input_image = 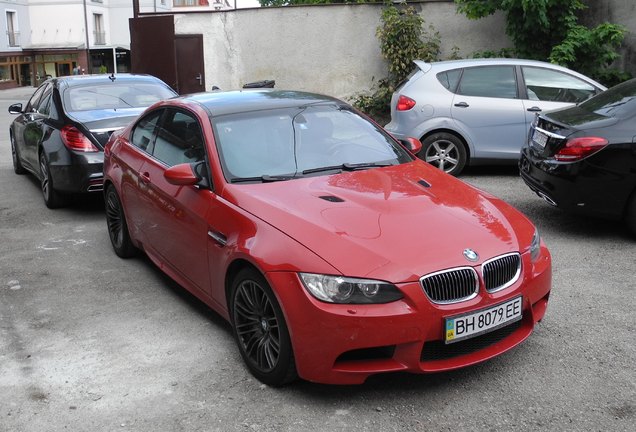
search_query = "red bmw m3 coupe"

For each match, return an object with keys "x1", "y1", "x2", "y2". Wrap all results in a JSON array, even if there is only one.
[{"x1": 103, "y1": 89, "x2": 551, "y2": 385}]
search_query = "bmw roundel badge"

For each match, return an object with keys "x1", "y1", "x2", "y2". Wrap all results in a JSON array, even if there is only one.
[{"x1": 463, "y1": 248, "x2": 479, "y2": 262}]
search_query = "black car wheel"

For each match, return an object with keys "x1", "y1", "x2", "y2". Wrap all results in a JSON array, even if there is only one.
[
  {"x1": 420, "y1": 132, "x2": 467, "y2": 176},
  {"x1": 230, "y1": 268, "x2": 296, "y2": 386},
  {"x1": 105, "y1": 186, "x2": 136, "y2": 258},
  {"x1": 39, "y1": 152, "x2": 66, "y2": 208},
  {"x1": 11, "y1": 133, "x2": 26, "y2": 175}
]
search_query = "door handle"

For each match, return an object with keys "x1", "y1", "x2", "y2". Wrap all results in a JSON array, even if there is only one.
[
  {"x1": 454, "y1": 102, "x2": 469, "y2": 108},
  {"x1": 195, "y1": 73, "x2": 202, "y2": 86},
  {"x1": 140, "y1": 172, "x2": 151, "y2": 184},
  {"x1": 527, "y1": 106, "x2": 542, "y2": 112}
]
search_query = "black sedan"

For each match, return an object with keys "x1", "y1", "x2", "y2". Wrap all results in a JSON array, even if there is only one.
[
  {"x1": 519, "y1": 78, "x2": 636, "y2": 234},
  {"x1": 9, "y1": 74, "x2": 177, "y2": 208}
]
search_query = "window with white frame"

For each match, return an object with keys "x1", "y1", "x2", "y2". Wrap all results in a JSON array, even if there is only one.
[
  {"x1": 93, "y1": 14, "x2": 105, "y2": 45},
  {"x1": 6, "y1": 11, "x2": 19, "y2": 47}
]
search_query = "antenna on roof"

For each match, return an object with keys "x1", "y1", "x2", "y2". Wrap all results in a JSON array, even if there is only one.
[{"x1": 109, "y1": 73, "x2": 116, "y2": 82}]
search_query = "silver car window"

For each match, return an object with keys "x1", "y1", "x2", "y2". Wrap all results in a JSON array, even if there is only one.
[
  {"x1": 521, "y1": 66, "x2": 596, "y2": 103},
  {"x1": 456, "y1": 66, "x2": 518, "y2": 99}
]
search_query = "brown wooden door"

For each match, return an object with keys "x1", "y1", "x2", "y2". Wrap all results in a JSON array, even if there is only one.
[{"x1": 175, "y1": 35, "x2": 205, "y2": 95}]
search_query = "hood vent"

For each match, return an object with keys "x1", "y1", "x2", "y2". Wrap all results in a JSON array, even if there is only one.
[
  {"x1": 318, "y1": 195, "x2": 344, "y2": 203},
  {"x1": 418, "y1": 179, "x2": 431, "y2": 188}
]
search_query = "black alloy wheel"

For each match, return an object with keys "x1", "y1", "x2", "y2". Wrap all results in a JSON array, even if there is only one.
[
  {"x1": 105, "y1": 186, "x2": 136, "y2": 258},
  {"x1": 231, "y1": 268, "x2": 296, "y2": 386},
  {"x1": 39, "y1": 152, "x2": 66, "y2": 208},
  {"x1": 11, "y1": 133, "x2": 26, "y2": 175},
  {"x1": 420, "y1": 132, "x2": 467, "y2": 176}
]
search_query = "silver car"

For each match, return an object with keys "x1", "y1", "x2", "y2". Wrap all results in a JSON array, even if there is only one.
[{"x1": 384, "y1": 58, "x2": 606, "y2": 175}]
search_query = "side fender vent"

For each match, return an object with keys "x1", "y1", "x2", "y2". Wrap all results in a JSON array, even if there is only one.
[{"x1": 318, "y1": 195, "x2": 344, "y2": 203}]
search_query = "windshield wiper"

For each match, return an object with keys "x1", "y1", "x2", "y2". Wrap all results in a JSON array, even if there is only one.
[
  {"x1": 302, "y1": 162, "x2": 393, "y2": 175},
  {"x1": 230, "y1": 174, "x2": 298, "y2": 184}
]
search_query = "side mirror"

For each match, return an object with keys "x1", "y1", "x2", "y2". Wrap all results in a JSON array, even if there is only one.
[
  {"x1": 401, "y1": 137, "x2": 423, "y2": 154},
  {"x1": 164, "y1": 163, "x2": 200, "y2": 186},
  {"x1": 8, "y1": 103, "x2": 23, "y2": 115}
]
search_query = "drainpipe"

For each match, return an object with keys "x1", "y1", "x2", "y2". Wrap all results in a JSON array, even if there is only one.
[{"x1": 83, "y1": 0, "x2": 91, "y2": 73}]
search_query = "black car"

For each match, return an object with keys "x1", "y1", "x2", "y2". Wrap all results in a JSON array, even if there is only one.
[
  {"x1": 519, "y1": 78, "x2": 636, "y2": 234},
  {"x1": 9, "y1": 74, "x2": 177, "y2": 208}
]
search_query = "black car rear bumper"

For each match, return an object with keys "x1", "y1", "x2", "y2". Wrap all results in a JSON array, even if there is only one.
[
  {"x1": 519, "y1": 148, "x2": 628, "y2": 220},
  {"x1": 49, "y1": 151, "x2": 104, "y2": 193}
]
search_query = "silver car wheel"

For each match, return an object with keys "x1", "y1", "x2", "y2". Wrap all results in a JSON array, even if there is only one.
[{"x1": 425, "y1": 139, "x2": 460, "y2": 172}]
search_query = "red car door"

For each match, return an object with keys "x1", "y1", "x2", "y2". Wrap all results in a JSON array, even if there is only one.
[{"x1": 138, "y1": 108, "x2": 212, "y2": 294}]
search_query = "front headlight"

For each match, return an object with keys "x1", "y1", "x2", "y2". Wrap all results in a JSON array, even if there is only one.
[
  {"x1": 530, "y1": 228, "x2": 541, "y2": 262},
  {"x1": 299, "y1": 273, "x2": 403, "y2": 304}
]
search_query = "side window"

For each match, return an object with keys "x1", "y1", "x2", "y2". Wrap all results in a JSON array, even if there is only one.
[
  {"x1": 457, "y1": 66, "x2": 518, "y2": 99},
  {"x1": 37, "y1": 86, "x2": 53, "y2": 116},
  {"x1": 24, "y1": 84, "x2": 47, "y2": 113},
  {"x1": 152, "y1": 109, "x2": 205, "y2": 167},
  {"x1": 437, "y1": 69, "x2": 462, "y2": 92},
  {"x1": 131, "y1": 110, "x2": 163, "y2": 153},
  {"x1": 522, "y1": 66, "x2": 597, "y2": 103}
]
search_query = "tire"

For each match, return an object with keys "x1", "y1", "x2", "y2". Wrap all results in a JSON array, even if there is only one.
[
  {"x1": 105, "y1": 185, "x2": 137, "y2": 258},
  {"x1": 230, "y1": 268, "x2": 297, "y2": 386},
  {"x1": 10, "y1": 133, "x2": 26, "y2": 175},
  {"x1": 39, "y1": 152, "x2": 66, "y2": 208},
  {"x1": 626, "y1": 190, "x2": 636, "y2": 236},
  {"x1": 419, "y1": 132, "x2": 467, "y2": 176}
]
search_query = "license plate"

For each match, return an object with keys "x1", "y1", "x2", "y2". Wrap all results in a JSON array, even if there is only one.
[
  {"x1": 532, "y1": 129, "x2": 548, "y2": 148},
  {"x1": 445, "y1": 296, "x2": 522, "y2": 344}
]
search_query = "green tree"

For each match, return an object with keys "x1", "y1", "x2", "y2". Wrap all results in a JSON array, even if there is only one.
[{"x1": 455, "y1": 0, "x2": 629, "y2": 85}]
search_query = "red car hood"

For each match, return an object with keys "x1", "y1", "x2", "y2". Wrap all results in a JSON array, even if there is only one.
[{"x1": 224, "y1": 162, "x2": 532, "y2": 283}]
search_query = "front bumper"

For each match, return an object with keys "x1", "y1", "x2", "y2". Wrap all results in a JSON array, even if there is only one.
[{"x1": 267, "y1": 246, "x2": 551, "y2": 384}]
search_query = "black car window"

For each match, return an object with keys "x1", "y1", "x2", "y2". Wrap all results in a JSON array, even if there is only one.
[
  {"x1": 131, "y1": 110, "x2": 163, "y2": 153},
  {"x1": 578, "y1": 78, "x2": 636, "y2": 119},
  {"x1": 64, "y1": 82, "x2": 175, "y2": 111},
  {"x1": 437, "y1": 69, "x2": 462, "y2": 92},
  {"x1": 521, "y1": 66, "x2": 597, "y2": 103},
  {"x1": 37, "y1": 86, "x2": 54, "y2": 116},
  {"x1": 152, "y1": 109, "x2": 205, "y2": 167},
  {"x1": 24, "y1": 83, "x2": 48, "y2": 113},
  {"x1": 457, "y1": 66, "x2": 517, "y2": 99}
]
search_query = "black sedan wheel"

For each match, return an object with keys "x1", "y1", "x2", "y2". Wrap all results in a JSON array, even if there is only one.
[
  {"x1": 11, "y1": 134, "x2": 26, "y2": 175},
  {"x1": 231, "y1": 268, "x2": 296, "y2": 386},
  {"x1": 420, "y1": 132, "x2": 467, "y2": 176},
  {"x1": 105, "y1": 186, "x2": 136, "y2": 258},
  {"x1": 39, "y1": 153, "x2": 66, "y2": 208}
]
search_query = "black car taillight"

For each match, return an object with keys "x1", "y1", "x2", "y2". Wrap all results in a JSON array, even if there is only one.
[
  {"x1": 554, "y1": 137, "x2": 608, "y2": 161},
  {"x1": 397, "y1": 95, "x2": 416, "y2": 111},
  {"x1": 61, "y1": 125, "x2": 99, "y2": 152}
]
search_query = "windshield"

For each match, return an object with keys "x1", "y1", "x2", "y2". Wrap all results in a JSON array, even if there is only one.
[
  {"x1": 578, "y1": 79, "x2": 636, "y2": 119},
  {"x1": 212, "y1": 104, "x2": 413, "y2": 182},
  {"x1": 64, "y1": 82, "x2": 176, "y2": 112}
]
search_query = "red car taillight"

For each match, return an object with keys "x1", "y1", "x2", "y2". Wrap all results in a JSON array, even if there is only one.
[
  {"x1": 61, "y1": 125, "x2": 99, "y2": 152},
  {"x1": 554, "y1": 137, "x2": 608, "y2": 161},
  {"x1": 397, "y1": 95, "x2": 416, "y2": 111}
]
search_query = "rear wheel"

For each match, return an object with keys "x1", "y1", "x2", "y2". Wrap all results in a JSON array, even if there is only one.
[
  {"x1": 419, "y1": 132, "x2": 467, "y2": 176},
  {"x1": 230, "y1": 268, "x2": 297, "y2": 386},
  {"x1": 39, "y1": 152, "x2": 66, "y2": 208},
  {"x1": 105, "y1": 185, "x2": 137, "y2": 258},
  {"x1": 11, "y1": 133, "x2": 26, "y2": 175}
]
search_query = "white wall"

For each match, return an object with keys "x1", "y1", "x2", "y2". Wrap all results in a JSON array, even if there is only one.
[{"x1": 173, "y1": 3, "x2": 510, "y2": 99}]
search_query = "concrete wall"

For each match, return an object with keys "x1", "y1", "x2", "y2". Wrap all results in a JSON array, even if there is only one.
[
  {"x1": 580, "y1": 0, "x2": 636, "y2": 77},
  {"x1": 173, "y1": 2, "x2": 510, "y2": 99}
]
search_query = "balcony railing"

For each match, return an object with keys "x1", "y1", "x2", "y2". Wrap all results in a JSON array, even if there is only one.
[
  {"x1": 94, "y1": 31, "x2": 106, "y2": 46},
  {"x1": 7, "y1": 31, "x2": 20, "y2": 47}
]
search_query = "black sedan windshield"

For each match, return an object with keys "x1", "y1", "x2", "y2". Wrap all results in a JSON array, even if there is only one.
[
  {"x1": 64, "y1": 83, "x2": 176, "y2": 112},
  {"x1": 212, "y1": 104, "x2": 412, "y2": 181},
  {"x1": 578, "y1": 78, "x2": 636, "y2": 119}
]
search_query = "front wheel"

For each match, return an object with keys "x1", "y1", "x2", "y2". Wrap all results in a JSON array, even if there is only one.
[
  {"x1": 230, "y1": 268, "x2": 297, "y2": 386},
  {"x1": 419, "y1": 132, "x2": 467, "y2": 176},
  {"x1": 105, "y1": 185, "x2": 137, "y2": 258}
]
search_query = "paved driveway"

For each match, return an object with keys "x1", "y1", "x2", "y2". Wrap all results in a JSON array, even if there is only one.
[{"x1": 0, "y1": 87, "x2": 634, "y2": 431}]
